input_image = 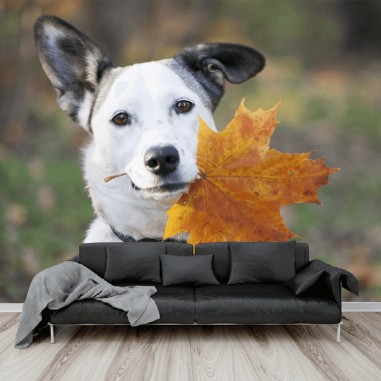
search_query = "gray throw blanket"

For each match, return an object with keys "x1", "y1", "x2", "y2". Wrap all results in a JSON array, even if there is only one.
[{"x1": 15, "y1": 261, "x2": 160, "y2": 349}]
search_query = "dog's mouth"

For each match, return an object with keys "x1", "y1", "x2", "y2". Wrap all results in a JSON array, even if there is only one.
[
  {"x1": 104, "y1": 172, "x2": 189, "y2": 199},
  {"x1": 131, "y1": 181, "x2": 188, "y2": 194}
]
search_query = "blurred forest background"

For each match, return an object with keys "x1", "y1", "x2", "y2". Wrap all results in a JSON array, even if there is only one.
[{"x1": 0, "y1": 0, "x2": 380, "y2": 302}]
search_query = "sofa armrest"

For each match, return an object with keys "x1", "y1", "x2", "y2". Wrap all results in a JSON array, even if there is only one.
[{"x1": 284, "y1": 259, "x2": 359, "y2": 306}]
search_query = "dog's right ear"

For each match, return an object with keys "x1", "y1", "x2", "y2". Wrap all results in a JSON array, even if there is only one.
[
  {"x1": 174, "y1": 43, "x2": 265, "y2": 110},
  {"x1": 34, "y1": 15, "x2": 113, "y2": 131}
]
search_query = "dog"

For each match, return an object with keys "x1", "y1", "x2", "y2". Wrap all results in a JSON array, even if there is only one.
[{"x1": 34, "y1": 15, "x2": 265, "y2": 243}]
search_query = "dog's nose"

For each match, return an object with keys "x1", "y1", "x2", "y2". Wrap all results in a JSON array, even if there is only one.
[{"x1": 144, "y1": 145, "x2": 180, "y2": 176}]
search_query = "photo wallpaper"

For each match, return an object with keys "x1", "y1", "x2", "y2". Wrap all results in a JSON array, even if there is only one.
[{"x1": 0, "y1": 0, "x2": 380, "y2": 302}]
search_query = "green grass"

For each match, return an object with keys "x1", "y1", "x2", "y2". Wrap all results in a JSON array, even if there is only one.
[{"x1": 0, "y1": 154, "x2": 92, "y2": 271}]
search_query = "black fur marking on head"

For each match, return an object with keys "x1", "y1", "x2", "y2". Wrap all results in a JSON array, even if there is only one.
[
  {"x1": 97, "y1": 60, "x2": 114, "y2": 83},
  {"x1": 86, "y1": 68, "x2": 123, "y2": 133},
  {"x1": 169, "y1": 57, "x2": 224, "y2": 111},
  {"x1": 173, "y1": 43, "x2": 265, "y2": 110}
]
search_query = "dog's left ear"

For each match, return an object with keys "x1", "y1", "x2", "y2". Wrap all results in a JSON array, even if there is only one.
[
  {"x1": 174, "y1": 43, "x2": 265, "y2": 109},
  {"x1": 34, "y1": 15, "x2": 113, "y2": 131}
]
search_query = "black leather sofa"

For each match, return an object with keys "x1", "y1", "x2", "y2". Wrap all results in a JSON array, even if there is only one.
[{"x1": 45, "y1": 241, "x2": 359, "y2": 342}]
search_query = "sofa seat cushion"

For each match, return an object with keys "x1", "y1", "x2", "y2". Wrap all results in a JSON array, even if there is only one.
[
  {"x1": 151, "y1": 285, "x2": 195, "y2": 323},
  {"x1": 47, "y1": 285, "x2": 195, "y2": 325},
  {"x1": 194, "y1": 284, "x2": 340, "y2": 324}
]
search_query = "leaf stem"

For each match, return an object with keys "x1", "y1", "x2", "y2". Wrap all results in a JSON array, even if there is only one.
[{"x1": 104, "y1": 173, "x2": 126, "y2": 183}]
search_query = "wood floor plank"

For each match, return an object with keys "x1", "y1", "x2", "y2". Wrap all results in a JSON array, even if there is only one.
[
  {"x1": 0, "y1": 313, "x2": 19, "y2": 335},
  {"x1": 189, "y1": 325, "x2": 254, "y2": 381},
  {"x1": 0, "y1": 313, "x2": 18, "y2": 326},
  {"x1": 341, "y1": 313, "x2": 381, "y2": 368},
  {"x1": 240, "y1": 325, "x2": 326, "y2": 381},
  {"x1": 0, "y1": 313, "x2": 380, "y2": 381},
  {"x1": 142, "y1": 326, "x2": 193, "y2": 381},
  {"x1": 102, "y1": 326, "x2": 164, "y2": 381},
  {"x1": 37, "y1": 325, "x2": 110, "y2": 381},
  {"x1": 0, "y1": 324, "x2": 78, "y2": 381},
  {"x1": 286, "y1": 321, "x2": 381, "y2": 381},
  {"x1": 102, "y1": 326, "x2": 142, "y2": 381},
  {"x1": 284, "y1": 325, "x2": 349, "y2": 381}
]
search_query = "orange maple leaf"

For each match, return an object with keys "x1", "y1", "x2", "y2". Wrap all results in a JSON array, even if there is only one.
[{"x1": 164, "y1": 100, "x2": 339, "y2": 245}]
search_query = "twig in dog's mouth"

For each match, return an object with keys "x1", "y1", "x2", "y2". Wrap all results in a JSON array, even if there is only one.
[{"x1": 104, "y1": 173, "x2": 126, "y2": 183}]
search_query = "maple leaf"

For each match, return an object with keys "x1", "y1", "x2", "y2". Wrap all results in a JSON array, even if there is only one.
[{"x1": 164, "y1": 100, "x2": 339, "y2": 245}]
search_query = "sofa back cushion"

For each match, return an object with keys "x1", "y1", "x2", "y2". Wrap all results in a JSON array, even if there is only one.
[
  {"x1": 160, "y1": 254, "x2": 220, "y2": 286},
  {"x1": 78, "y1": 241, "x2": 309, "y2": 285},
  {"x1": 295, "y1": 243, "x2": 309, "y2": 272},
  {"x1": 104, "y1": 242, "x2": 166, "y2": 283},
  {"x1": 165, "y1": 242, "x2": 193, "y2": 256},
  {"x1": 194, "y1": 241, "x2": 308, "y2": 284},
  {"x1": 79, "y1": 242, "x2": 193, "y2": 281},
  {"x1": 79, "y1": 242, "x2": 107, "y2": 277},
  {"x1": 228, "y1": 241, "x2": 296, "y2": 284},
  {"x1": 195, "y1": 242, "x2": 230, "y2": 283}
]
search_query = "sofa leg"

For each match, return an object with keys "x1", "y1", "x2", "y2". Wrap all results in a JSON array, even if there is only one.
[
  {"x1": 49, "y1": 323, "x2": 55, "y2": 344},
  {"x1": 336, "y1": 321, "x2": 342, "y2": 343}
]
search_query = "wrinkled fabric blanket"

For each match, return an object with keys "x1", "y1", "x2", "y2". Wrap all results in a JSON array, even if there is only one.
[{"x1": 15, "y1": 261, "x2": 160, "y2": 349}]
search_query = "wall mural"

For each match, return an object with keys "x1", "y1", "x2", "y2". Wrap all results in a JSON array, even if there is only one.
[{"x1": 0, "y1": 1, "x2": 380, "y2": 305}]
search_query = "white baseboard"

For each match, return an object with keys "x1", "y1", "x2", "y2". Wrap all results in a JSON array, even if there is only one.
[
  {"x1": 0, "y1": 302, "x2": 380, "y2": 313},
  {"x1": 0, "y1": 303, "x2": 23, "y2": 312},
  {"x1": 342, "y1": 302, "x2": 381, "y2": 312}
]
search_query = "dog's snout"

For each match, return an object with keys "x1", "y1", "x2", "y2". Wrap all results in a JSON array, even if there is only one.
[{"x1": 144, "y1": 145, "x2": 180, "y2": 176}]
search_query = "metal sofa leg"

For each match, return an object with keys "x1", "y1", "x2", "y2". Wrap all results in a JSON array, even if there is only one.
[
  {"x1": 336, "y1": 321, "x2": 343, "y2": 343},
  {"x1": 49, "y1": 323, "x2": 55, "y2": 344}
]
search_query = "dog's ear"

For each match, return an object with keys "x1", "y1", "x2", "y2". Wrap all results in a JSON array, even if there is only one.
[
  {"x1": 174, "y1": 43, "x2": 265, "y2": 109},
  {"x1": 34, "y1": 15, "x2": 113, "y2": 130}
]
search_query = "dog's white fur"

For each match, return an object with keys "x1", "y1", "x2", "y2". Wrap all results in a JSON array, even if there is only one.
[{"x1": 83, "y1": 62, "x2": 217, "y2": 242}]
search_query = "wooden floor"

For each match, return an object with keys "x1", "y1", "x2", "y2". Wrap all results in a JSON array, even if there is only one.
[{"x1": 0, "y1": 313, "x2": 380, "y2": 381}]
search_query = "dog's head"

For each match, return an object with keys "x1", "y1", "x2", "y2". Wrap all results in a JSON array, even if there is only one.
[{"x1": 34, "y1": 16, "x2": 264, "y2": 204}]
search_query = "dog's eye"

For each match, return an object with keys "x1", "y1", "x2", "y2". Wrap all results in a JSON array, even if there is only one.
[
  {"x1": 175, "y1": 100, "x2": 193, "y2": 114},
  {"x1": 111, "y1": 112, "x2": 129, "y2": 126}
]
